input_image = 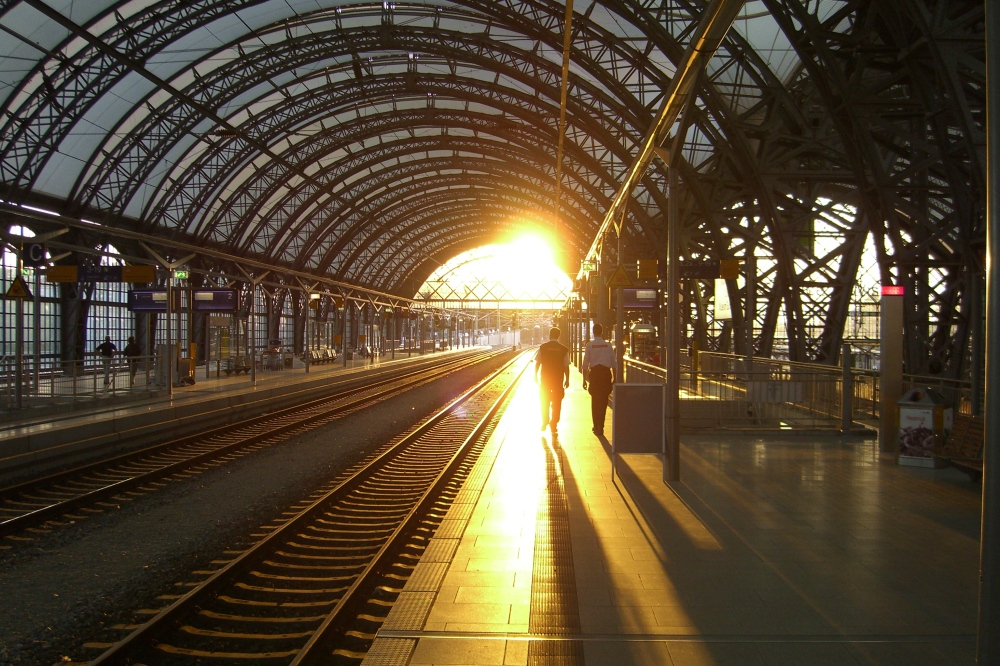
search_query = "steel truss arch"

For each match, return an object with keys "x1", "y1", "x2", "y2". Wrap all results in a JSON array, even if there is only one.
[{"x1": 0, "y1": 0, "x2": 985, "y2": 377}]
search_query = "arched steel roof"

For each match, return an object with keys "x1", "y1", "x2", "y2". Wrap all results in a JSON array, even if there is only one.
[{"x1": 0, "y1": 0, "x2": 986, "y2": 373}]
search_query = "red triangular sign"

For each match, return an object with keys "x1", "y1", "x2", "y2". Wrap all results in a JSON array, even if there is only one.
[{"x1": 4, "y1": 276, "x2": 32, "y2": 299}]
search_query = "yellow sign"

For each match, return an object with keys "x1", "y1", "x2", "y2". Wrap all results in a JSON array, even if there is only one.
[
  {"x1": 4, "y1": 276, "x2": 32, "y2": 299},
  {"x1": 45, "y1": 265, "x2": 78, "y2": 282},
  {"x1": 719, "y1": 259, "x2": 740, "y2": 280},
  {"x1": 123, "y1": 265, "x2": 156, "y2": 282},
  {"x1": 606, "y1": 265, "x2": 633, "y2": 288},
  {"x1": 637, "y1": 258, "x2": 658, "y2": 280}
]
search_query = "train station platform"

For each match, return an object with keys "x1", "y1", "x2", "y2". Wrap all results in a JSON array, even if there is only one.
[
  {"x1": 0, "y1": 347, "x2": 481, "y2": 483},
  {"x1": 368, "y1": 364, "x2": 982, "y2": 665}
]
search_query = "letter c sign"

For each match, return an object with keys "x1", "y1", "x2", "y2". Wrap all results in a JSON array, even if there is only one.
[{"x1": 22, "y1": 242, "x2": 47, "y2": 267}]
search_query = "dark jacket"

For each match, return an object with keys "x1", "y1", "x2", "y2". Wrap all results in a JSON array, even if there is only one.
[{"x1": 535, "y1": 340, "x2": 569, "y2": 388}]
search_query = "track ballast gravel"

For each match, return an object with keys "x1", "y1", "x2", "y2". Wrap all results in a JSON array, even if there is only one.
[{"x1": 0, "y1": 352, "x2": 513, "y2": 665}]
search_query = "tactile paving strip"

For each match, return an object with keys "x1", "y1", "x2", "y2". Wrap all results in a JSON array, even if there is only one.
[
  {"x1": 528, "y1": 437, "x2": 584, "y2": 664},
  {"x1": 420, "y1": 538, "x2": 460, "y2": 563},
  {"x1": 361, "y1": 637, "x2": 418, "y2": 665},
  {"x1": 432, "y1": 518, "x2": 467, "y2": 539},
  {"x1": 444, "y1": 501, "x2": 475, "y2": 521},
  {"x1": 381, "y1": 592, "x2": 436, "y2": 631},
  {"x1": 404, "y1": 562, "x2": 449, "y2": 592}
]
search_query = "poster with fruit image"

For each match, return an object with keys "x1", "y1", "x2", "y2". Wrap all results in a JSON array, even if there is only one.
[{"x1": 898, "y1": 408, "x2": 935, "y2": 457}]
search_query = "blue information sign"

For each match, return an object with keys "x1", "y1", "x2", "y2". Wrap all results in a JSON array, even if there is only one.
[
  {"x1": 192, "y1": 289, "x2": 237, "y2": 311},
  {"x1": 622, "y1": 288, "x2": 659, "y2": 309},
  {"x1": 678, "y1": 260, "x2": 720, "y2": 280},
  {"x1": 128, "y1": 289, "x2": 168, "y2": 311}
]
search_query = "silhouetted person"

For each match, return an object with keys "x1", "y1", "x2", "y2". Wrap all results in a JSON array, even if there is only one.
[
  {"x1": 96, "y1": 335, "x2": 117, "y2": 386},
  {"x1": 123, "y1": 336, "x2": 141, "y2": 387},
  {"x1": 534, "y1": 326, "x2": 569, "y2": 435},
  {"x1": 582, "y1": 323, "x2": 616, "y2": 434}
]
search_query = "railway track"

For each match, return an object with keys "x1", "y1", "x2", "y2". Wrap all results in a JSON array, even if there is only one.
[
  {"x1": 85, "y1": 353, "x2": 528, "y2": 665},
  {"x1": 0, "y1": 349, "x2": 505, "y2": 540}
]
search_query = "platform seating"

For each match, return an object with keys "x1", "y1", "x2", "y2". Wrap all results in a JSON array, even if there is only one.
[
  {"x1": 935, "y1": 413, "x2": 984, "y2": 481},
  {"x1": 223, "y1": 356, "x2": 251, "y2": 375},
  {"x1": 304, "y1": 348, "x2": 338, "y2": 365}
]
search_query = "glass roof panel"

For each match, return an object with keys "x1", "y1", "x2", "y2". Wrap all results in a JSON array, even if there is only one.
[
  {"x1": 729, "y1": 2, "x2": 802, "y2": 84},
  {"x1": 417, "y1": 238, "x2": 572, "y2": 309}
]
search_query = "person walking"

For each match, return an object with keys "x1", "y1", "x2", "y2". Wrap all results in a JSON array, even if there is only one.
[
  {"x1": 96, "y1": 335, "x2": 117, "y2": 386},
  {"x1": 582, "y1": 323, "x2": 617, "y2": 434},
  {"x1": 534, "y1": 326, "x2": 570, "y2": 435},
  {"x1": 123, "y1": 336, "x2": 141, "y2": 387}
]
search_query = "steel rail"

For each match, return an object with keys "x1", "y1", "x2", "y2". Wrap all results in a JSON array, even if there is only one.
[
  {"x1": 0, "y1": 349, "x2": 502, "y2": 537},
  {"x1": 292, "y1": 355, "x2": 526, "y2": 664},
  {"x1": 87, "y1": 353, "x2": 528, "y2": 665}
]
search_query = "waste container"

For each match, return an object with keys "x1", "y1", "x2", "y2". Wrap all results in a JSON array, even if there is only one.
[{"x1": 897, "y1": 388, "x2": 952, "y2": 467}]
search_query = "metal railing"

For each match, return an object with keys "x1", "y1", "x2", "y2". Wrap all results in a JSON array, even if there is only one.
[
  {"x1": 1, "y1": 354, "x2": 158, "y2": 412},
  {"x1": 622, "y1": 351, "x2": 975, "y2": 431}
]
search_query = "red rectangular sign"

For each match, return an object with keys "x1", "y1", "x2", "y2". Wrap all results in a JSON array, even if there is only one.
[{"x1": 881, "y1": 285, "x2": 905, "y2": 296}]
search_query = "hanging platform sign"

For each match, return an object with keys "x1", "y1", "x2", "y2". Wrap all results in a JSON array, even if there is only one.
[
  {"x1": 193, "y1": 289, "x2": 238, "y2": 311},
  {"x1": 128, "y1": 289, "x2": 170, "y2": 311},
  {"x1": 679, "y1": 260, "x2": 720, "y2": 279},
  {"x1": 623, "y1": 288, "x2": 658, "y2": 309},
  {"x1": 122, "y1": 265, "x2": 156, "y2": 282},
  {"x1": 45, "y1": 265, "x2": 78, "y2": 282},
  {"x1": 80, "y1": 265, "x2": 123, "y2": 282},
  {"x1": 606, "y1": 265, "x2": 634, "y2": 288},
  {"x1": 4, "y1": 275, "x2": 32, "y2": 299},
  {"x1": 21, "y1": 242, "x2": 47, "y2": 267}
]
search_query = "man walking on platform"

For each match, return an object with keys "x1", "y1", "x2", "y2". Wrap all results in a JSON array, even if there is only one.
[
  {"x1": 534, "y1": 326, "x2": 570, "y2": 435},
  {"x1": 582, "y1": 323, "x2": 617, "y2": 434},
  {"x1": 123, "y1": 336, "x2": 141, "y2": 387},
  {"x1": 96, "y1": 335, "x2": 117, "y2": 386}
]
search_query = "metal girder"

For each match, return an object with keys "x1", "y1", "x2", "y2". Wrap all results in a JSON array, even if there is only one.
[
  {"x1": 0, "y1": 0, "x2": 986, "y2": 376},
  {"x1": 760, "y1": 0, "x2": 984, "y2": 372}
]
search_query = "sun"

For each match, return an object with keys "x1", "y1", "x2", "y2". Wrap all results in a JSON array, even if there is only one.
[{"x1": 416, "y1": 234, "x2": 572, "y2": 308}]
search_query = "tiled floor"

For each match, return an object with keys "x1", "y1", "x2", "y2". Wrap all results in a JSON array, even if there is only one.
[{"x1": 367, "y1": 365, "x2": 982, "y2": 665}]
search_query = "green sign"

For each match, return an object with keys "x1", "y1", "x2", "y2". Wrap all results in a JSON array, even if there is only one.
[
  {"x1": 581, "y1": 261, "x2": 597, "y2": 272},
  {"x1": 173, "y1": 269, "x2": 189, "y2": 280}
]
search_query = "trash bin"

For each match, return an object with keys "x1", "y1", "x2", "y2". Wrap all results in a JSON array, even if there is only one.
[{"x1": 897, "y1": 388, "x2": 952, "y2": 467}]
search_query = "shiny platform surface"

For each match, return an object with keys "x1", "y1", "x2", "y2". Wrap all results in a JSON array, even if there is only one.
[{"x1": 367, "y1": 365, "x2": 981, "y2": 665}]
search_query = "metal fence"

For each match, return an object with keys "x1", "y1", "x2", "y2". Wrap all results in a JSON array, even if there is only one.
[
  {"x1": 621, "y1": 351, "x2": 974, "y2": 432},
  {"x1": 1, "y1": 353, "x2": 158, "y2": 411}
]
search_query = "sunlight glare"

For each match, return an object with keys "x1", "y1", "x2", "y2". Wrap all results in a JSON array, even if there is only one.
[{"x1": 416, "y1": 234, "x2": 571, "y2": 307}]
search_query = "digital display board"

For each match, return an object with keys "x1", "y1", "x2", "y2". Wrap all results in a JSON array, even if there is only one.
[
  {"x1": 192, "y1": 289, "x2": 238, "y2": 311},
  {"x1": 620, "y1": 288, "x2": 658, "y2": 309},
  {"x1": 128, "y1": 290, "x2": 168, "y2": 311}
]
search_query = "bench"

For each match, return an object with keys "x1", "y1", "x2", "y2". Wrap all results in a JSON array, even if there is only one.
[{"x1": 935, "y1": 413, "x2": 984, "y2": 481}]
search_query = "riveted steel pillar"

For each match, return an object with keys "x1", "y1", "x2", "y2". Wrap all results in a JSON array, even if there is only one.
[{"x1": 979, "y1": 1, "x2": 1000, "y2": 660}]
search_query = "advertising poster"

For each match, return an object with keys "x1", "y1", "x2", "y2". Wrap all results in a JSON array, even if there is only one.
[{"x1": 898, "y1": 407, "x2": 934, "y2": 457}]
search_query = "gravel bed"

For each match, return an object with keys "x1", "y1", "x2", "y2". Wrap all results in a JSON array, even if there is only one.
[{"x1": 0, "y1": 352, "x2": 514, "y2": 666}]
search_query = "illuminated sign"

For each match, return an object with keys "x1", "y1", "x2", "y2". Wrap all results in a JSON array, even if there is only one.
[
  {"x1": 619, "y1": 288, "x2": 658, "y2": 309},
  {"x1": 193, "y1": 289, "x2": 237, "y2": 311},
  {"x1": 881, "y1": 285, "x2": 905, "y2": 296},
  {"x1": 128, "y1": 290, "x2": 169, "y2": 311}
]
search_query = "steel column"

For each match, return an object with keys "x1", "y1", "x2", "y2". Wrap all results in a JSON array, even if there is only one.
[
  {"x1": 979, "y1": 1, "x2": 1000, "y2": 660},
  {"x1": 664, "y1": 166, "x2": 680, "y2": 482}
]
